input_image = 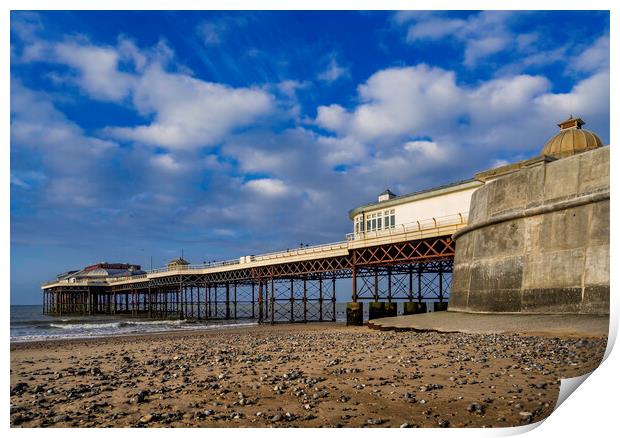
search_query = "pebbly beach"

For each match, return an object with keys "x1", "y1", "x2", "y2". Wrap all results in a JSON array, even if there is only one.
[{"x1": 10, "y1": 323, "x2": 606, "y2": 428}]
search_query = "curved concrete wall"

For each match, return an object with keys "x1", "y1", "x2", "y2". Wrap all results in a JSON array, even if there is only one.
[{"x1": 449, "y1": 146, "x2": 609, "y2": 315}]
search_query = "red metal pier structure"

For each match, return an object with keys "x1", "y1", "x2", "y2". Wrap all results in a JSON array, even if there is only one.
[
  {"x1": 41, "y1": 214, "x2": 463, "y2": 324},
  {"x1": 43, "y1": 177, "x2": 482, "y2": 324}
]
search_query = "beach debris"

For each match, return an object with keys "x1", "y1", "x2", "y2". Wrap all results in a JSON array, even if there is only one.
[
  {"x1": 467, "y1": 402, "x2": 486, "y2": 415},
  {"x1": 11, "y1": 382, "x2": 29, "y2": 396}
]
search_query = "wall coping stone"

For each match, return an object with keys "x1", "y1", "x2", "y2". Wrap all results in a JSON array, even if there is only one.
[{"x1": 453, "y1": 189, "x2": 610, "y2": 241}]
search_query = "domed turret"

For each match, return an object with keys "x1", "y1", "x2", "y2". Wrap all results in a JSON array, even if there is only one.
[{"x1": 541, "y1": 116, "x2": 603, "y2": 159}]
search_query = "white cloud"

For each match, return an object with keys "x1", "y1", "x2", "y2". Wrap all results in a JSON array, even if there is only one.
[
  {"x1": 406, "y1": 18, "x2": 466, "y2": 42},
  {"x1": 151, "y1": 154, "x2": 184, "y2": 172},
  {"x1": 10, "y1": 82, "x2": 124, "y2": 208},
  {"x1": 318, "y1": 57, "x2": 349, "y2": 83},
  {"x1": 244, "y1": 178, "x2": 290, "y2": 197},
  {"x1": 276, "y1": 79, "x2": 309, "y2": 98},
  {"x1": 17, "y1": 36, "x2": 275, "y2": 150},
  {"x1": 315, "y1": 62, "x2": 608, "y2": 173},
  {"x1": 317, "y1": 136, "x2": 365, "y2": 166},
  {"x1": 569, "y1": 34, "x2": 610, "y2": 74},
  {"x1": 11, "y1": 81, "x2": 118, "y2": 174},
  {"x1": 106, "y1": 65, "x2": 274, "y2": 149},
  {"x1": 315, "y1": 104, "x2": 350, "y2": 133},
  {"x1": 54, "y1": 42, "x2": 136, "y2": 101},
  {"x1": 403, "y1": 140, "x2": 446, "y2": 160},
  {"x1": 348, "y1": 65, "x2": 463, "y2": 141},
  {"x1": 400, "y1": 11, "x2": 520, "y2": 67},
  {"x1": 464, "y1": 36, "x2": 509, "y2": 67}
]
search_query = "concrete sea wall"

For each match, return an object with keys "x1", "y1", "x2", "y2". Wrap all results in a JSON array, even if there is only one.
[{"x1": 449, "y1": 147, "x2": 609, "y2": 315}]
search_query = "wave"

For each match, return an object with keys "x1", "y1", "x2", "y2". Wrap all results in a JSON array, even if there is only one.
[{"x1": 11, "y1": 319, "x2": 259, "y2": 343}]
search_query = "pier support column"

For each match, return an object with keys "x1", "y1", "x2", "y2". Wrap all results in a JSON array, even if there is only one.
[
  {"x1": 225, "y1": 282, "x2": 231, "y2": 320},
  {"x1": 303, "y1": 276, "x2": 307, "y2": 323},
  {"x1": 319, "y1": 277, "x2": 323, "y2": 322},
  {"x1": 404, "y1": 301, "x2": 427, "y2": 315},
  {"x1": 408, "y1": 266, "x2": 414, "y2": 302},
  {"x1": 214, "y1": 284, "x2": 218, "y2": 318},
  {"x1": 197, "y1": 285, "x2": 201, "y2": 320},
  {"x1": 438, "y1": 266, "x2": 444, "y2": 303},
  {"x1": 252, "y1": 283, "x2": 256, "y2": 320},
  {"x1": 148, "y1": 284, "x2": 152, "y2": 318},
  {"x1": 374, "y1": 267, "x2": 379, "y2": 302},
  {"x1": 178, "y1": 280, "x2": 184, "y2": 319},
  {"x1": 368, "y1": 301, "x2": 385, "y2": 320},
  {"x1": 233, "y1": 283, "x2": 237, "y2": 319},
  {"x1": 417, "y1": 266, "x2": 423, "y2": 303},
  {"x1": 258, "y1": 278, "x2": 263, "y2": 323},
  {"x1": 346, "y1": 302, "x2": 363, "y2": 326},
  {"x1": 270, "y1": 276, "x2": 275, "y2": 325},
  {"x1": 207, "y1": 284, "x2": 211, "y2": 318},
  {"x1": 332, "y1": 276, "x2": 336, "y2": 322},
  {"x1": 289, "y1": 279, "x2": 294, "y2": 323},
  {"x1": 387, "y1": 267, "x2": 392, "y2": 304},
  {"x1": 352, "y1": 266, "x2": 358, "y2": 302}
]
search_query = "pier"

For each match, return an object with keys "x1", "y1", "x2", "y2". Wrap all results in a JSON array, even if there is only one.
[{"x1": 42, "y1": 212, "x2": 466, "y2": 323}]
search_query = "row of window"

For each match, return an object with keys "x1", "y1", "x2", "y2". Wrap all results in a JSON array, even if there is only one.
[{"x1": 354, "y1": 209, "x2": 396, "y2": 233}]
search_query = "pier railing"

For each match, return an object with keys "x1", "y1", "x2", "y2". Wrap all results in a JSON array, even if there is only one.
[
  {"x1": 345, "y1": 212, "x2": 468, "y2": 241},
  {"x1": 48, "y1": 212, "x2": 467, "y2": 287}
]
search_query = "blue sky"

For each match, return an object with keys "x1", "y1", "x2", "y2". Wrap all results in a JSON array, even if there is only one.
[{"x1": 10, "y1": 10, "x2": 610, "y2": 304}]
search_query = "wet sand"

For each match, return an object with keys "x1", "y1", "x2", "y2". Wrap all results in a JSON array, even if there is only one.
[{"x1": 10, "y1": 323, "x2": 606, "y2": 428}]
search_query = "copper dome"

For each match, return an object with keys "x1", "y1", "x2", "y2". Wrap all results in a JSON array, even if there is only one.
[{"x1": 541, "y1": 116, "x2": 603, "y2": 159}]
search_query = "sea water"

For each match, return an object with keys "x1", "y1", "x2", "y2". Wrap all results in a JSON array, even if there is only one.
[{"x1": 10, "y1": 304, "x2": 349, "y2": 342}]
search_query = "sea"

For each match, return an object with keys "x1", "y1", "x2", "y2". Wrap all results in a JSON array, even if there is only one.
[{"x1": 10, "y1": 304, "x2": 350, "y2": 343}]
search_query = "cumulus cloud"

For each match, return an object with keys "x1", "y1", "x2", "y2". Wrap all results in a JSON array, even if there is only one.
[
  {"x1": 107, "y1": 65, "x2": 274, "y2": 149},
  {"x1": 316, "y1": 62, "x2": 609, "y2": 170},
  {"x1": 17, "y1": 35, "x2": 276, "y2": 150},
  {"x1": 315, "y1": 104, "x2": 350, "y2": 133},
  {"x1": 405, "y1": 17, "x2": 466, "y2": 42},
  {"x1": 244, "y1": 178, "x2": 290, "y2": 197},
  {"x1": 342, "y1": 65, "x2": 462, "y2": 142},
  {"x1": 403, "y1": 140, "x2": 447, "y2": 161},
  {"x1": 18, "y1": 38, "x2": 139, "y2": 101},
  {"x1": 151, "y1": 154, "x2": 184, "y2": 172},
  {"x1": 53, "y1": 42, "x2": 136, "y2": 101},
  {"x1": 11, "y1": 81, "x2": 118, "y2": 174},
  {"x1": 10, "y1": 81, "x2": 124, "y2": 208}
]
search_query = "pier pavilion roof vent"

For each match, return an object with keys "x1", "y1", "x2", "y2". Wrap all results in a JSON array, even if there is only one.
[
  {"x1": 167, "y1": 257, "x2": 190, "y2": 270},
  {"x1": 542, "y1": 116, "x2": 603, "y2": 159},
  {"x1": 378, "y1": 189, "x2": 397, "y2": 202}
]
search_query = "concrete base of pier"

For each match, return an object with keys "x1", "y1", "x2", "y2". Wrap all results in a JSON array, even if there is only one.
[
  {"x1": 403, "y1": 302, "x2": 426, "y2": 315},
  {"x1": 346, "y1": 302, "x2": 363, "y2": 326},
  {"x1": 367, "y1": 311, "x2": 609, "y2": 338}
]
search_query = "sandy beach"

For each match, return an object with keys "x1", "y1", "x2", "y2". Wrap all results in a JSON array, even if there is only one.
[{"x1": 10, "y1": 323, "x2": 606, "y2": 428}]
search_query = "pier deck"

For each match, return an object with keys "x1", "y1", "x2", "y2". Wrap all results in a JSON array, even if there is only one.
[{"x1": 42, "y1": 213, "x2": 467, "y2": 323}]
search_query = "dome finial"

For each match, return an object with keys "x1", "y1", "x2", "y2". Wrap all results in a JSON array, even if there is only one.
[{"x1": 558, "y1": 115, "x2": 585, "y2": 130}]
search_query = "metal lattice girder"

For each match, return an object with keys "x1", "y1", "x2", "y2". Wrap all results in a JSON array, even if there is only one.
[
  {"x1": 353, "y1": 236, "x2": 455, "y2": 267},
  {"x1": 265, "y1": 256, "x2": 351, "y2": 278}
]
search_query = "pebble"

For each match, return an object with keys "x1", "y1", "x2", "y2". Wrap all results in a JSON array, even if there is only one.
[
  {"x1": 139, "y1": 414, "x2": 153, "y2": 424},
  {"x1": 10, "y1": 327, "x2": 605, "y2": 428}
]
